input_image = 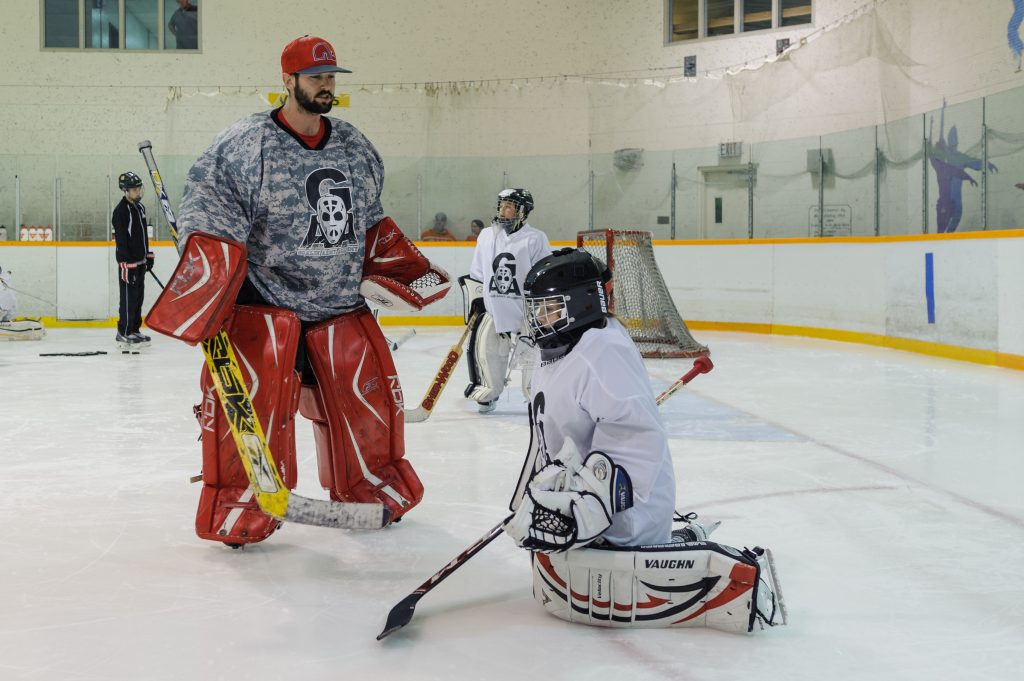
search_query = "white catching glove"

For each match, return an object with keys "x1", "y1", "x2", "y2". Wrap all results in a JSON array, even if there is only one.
[{"x1": 505, "y1": 443, "x2": 633, "y2": 553}]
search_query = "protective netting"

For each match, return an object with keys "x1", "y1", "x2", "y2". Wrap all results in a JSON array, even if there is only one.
[{"x1": 577, "y1": 229, "x2": 708, "y2": 359}]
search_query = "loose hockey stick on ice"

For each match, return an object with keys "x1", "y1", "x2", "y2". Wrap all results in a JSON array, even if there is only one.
[
  {"x1": 404, "y1": 312, "x2": 479, "y2": 423},
  {"x1": 378, "y1": 354, "x2": 714, "y2": 639},
  {"x1": 137, "y1": 140, "x2": 388, "y2": 531},
  {"x1": 655, "y1": 355, "x2": 713, "y2": 405}
]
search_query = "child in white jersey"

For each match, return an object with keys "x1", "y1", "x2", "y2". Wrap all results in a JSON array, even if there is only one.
[
  {"x1": 505, "y1": 251, "x2": 784, "y2": 633},
  {"x1": 507, "y1": 247, "x2": 720, "y2": 547},
  {"x1": 505, "y1": 247, "x2": 681, "y2": 547},
  {"x1": 461, "y1": 188, "x2": 550, "y2": 413}
]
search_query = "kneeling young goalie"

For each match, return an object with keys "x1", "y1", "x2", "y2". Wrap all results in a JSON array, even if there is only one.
[{"x1": 504, "y1": 248, "x2": 784, "y2": 633}]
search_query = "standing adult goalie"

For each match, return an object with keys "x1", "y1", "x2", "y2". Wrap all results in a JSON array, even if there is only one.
[{"x1": 146, "y1": 35, "x2": 450, "y2": 547}]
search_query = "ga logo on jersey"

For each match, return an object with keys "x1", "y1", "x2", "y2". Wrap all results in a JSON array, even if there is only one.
[
  {"x1": 489, "y1": 252, "x2": 521, "y2": 296},
  {"x1": 298, "y1": 168, "x2": 357, "y2": 256}
]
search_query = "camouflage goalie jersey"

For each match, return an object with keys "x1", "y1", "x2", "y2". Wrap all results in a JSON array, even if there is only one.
[{"x1": 178, "y1": 109, "x2": 384, "y2": 322}]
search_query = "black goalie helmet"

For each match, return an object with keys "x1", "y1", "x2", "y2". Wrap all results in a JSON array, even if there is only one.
[
  {"x1": 524, "y1": 247, "x2": 612, "y2": 353},
  {"x1": 118, "y1": 171, "x2": 143, "y2": 191},
  {"x1": 494, "y1": 188, "x2": 534, "y2": 234}
]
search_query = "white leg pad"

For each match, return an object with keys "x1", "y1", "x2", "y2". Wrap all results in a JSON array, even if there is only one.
[
  {"x1": 466, "y1": 313, "x2": 512, "y2": 403},
  {"x1": 531, "y1": 541, "x2": 783, "y2": 633},
  {"x1": 0, "y1": 320, "x2": 46, "y2": 341}
]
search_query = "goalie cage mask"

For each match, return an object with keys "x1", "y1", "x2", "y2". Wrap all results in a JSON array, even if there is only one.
[
  {"x1": 524, "y1": 248, "x2": 612, "y2": 357},
  {"x1": 494, "y1": 188, "x2": 534, "y2": 234}
]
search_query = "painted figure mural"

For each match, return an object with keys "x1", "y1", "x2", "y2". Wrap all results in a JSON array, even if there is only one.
[
  {"x1": 928, "y1": 102, "x2": 998, "y2": 233},
  {"x1": 1010, "y1": 0, "x2": 1024, "y2": 70}
]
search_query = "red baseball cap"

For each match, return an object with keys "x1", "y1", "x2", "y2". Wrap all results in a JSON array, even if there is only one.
[{"x1": 281, "y1": 35, "x2": 351, "y2": 75}]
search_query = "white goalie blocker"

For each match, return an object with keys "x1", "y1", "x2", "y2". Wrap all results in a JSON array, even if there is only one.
[
  {"x1": 0, "y1": 267, "x2": 45, "y2": 341},
  {"x1": 530, "y1": 540, "x2": 786, "y2": 633}
]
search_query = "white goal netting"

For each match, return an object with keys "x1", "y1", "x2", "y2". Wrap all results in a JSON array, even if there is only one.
[{"x1": 577, "y1": 229, "x2": 708, "y2": 359}]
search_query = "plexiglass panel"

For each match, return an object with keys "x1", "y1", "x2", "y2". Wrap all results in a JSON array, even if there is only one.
[
  {"x1": 822, "y1": 125, "x2": 877, "y2": 237},
  {"x1": 878, "y1": 115, "x2": 925, "y2": 236},
  {"x1": 592, "y1": 150, "x2": 674, "y2": 240},
  {"x1": 751, "y1": 135, "x2": 820, "y2": 238},
  {"x1": 984, "y1": 87, "x2": 1024, "y2": 231}
]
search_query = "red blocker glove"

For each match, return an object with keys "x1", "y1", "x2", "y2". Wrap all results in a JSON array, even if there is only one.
[{"x1": 146, "y1": 232, "x2": 248, "y2": 345}]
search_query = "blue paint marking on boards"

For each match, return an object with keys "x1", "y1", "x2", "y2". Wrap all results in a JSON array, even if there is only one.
[{"x1": 925, "y1": 252, "x2": 935, "y2": 324}]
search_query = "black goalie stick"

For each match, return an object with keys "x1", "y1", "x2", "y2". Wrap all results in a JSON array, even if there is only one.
[
  {"x1": 377, "y1": 354, "x2": 714, "y2": 639},
  {"x1": 377, "y1": 515, "x2": 511, "y2": 640}
]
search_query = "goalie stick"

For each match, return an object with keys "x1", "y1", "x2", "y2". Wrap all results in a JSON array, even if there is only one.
[
  {"x1": 376, "y1": 515, "x2": 510, "y2": 640},
  {"x1": 377, "y1": 354, "x2": 714, "y2": 639},
  {"x1": 655, "y1": 354, "x2": 713, "y2": 405},
  {"x1": 387, "y1": 328, "x2": 416, "y2": 352},
  {"x1": 369, "y1": 308, "x2": 416, "y2": 352},
  {"x1": 137, "y1": 140, "x2": 388, "y2": 531},
  {"x1": 404, "y1": 312, "x2": 479, "y2": 423}
]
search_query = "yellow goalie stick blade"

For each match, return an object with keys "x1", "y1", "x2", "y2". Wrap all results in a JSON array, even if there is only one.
[{"x1": 202, "y1": 332, "x2": 389, "y2": 529}]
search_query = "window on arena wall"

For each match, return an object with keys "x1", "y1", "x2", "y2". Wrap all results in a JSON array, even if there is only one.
[
  {"x1": 668, "y1": 0, "x2": 810, "y2": 43},
  {"x1": 41, "y1": 0, "x2": 200, "y2": 50}
]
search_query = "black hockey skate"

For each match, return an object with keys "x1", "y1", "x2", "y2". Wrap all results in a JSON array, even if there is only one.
[{"x1": 116, "y1": 332, "x2": 150, "y2": 355}]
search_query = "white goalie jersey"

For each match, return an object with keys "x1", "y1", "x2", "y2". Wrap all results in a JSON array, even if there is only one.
[
  {"x1": 469, "y1": 223, "x2": 550, "y2": 333},
  {"x1": 528, "y1": 318, "x2": 675, "y2": 546}
]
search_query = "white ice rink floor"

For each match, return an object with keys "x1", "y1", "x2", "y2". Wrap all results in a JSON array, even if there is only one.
[{"x1": 2, "y1": 327, "x2": 1023, "y2": 681}]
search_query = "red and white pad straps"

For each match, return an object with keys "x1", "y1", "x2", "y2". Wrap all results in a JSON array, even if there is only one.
[{"x1": 147, "y1": 232, "x2": 248, "y2": 345}]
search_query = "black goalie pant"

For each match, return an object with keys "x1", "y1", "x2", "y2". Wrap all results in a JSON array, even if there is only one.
[{"x1": 117, "y1": 266, "x2": 145, "y2": 336}]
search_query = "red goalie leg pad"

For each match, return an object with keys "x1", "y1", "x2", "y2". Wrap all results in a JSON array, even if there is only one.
[
  {"x1": 299, "y1": 307, "x2": 424, "y2": 522},
  {"x1": 194, "y1": 305, "x2": 302, "y2": 545}
]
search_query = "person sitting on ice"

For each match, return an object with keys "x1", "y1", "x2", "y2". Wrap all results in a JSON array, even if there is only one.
[{"x1": 504, "y1": 247, "x2": 784, "y2": 633}]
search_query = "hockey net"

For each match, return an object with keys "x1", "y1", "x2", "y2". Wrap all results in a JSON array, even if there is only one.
[{"x1": 577, "y1": 229, "x2": 708, "y2": 359}]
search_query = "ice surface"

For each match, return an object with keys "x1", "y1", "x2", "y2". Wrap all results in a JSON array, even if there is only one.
[{"x1": 2, "y1": 328, "x2": 1022, "y2": 681}]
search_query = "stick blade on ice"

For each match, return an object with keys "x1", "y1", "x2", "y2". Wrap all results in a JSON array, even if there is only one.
[{"x1": 377, "y1": 593, "x2": 422, "y2": 640}]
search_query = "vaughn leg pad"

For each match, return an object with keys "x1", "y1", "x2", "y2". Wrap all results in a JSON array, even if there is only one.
[
  {"x1": 194, "y1": 305, "x2": 302, "y2": 545},
  {"x1": 531, "y1": 541, "x2": 784, "y2": 632}
]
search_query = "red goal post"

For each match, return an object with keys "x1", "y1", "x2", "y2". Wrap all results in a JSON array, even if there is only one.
[{"x1": 577, "y1": 229, "x2": 708, "y2": 359}]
